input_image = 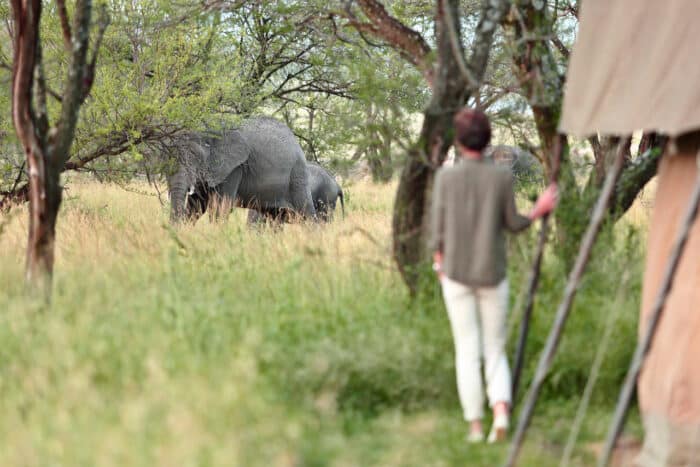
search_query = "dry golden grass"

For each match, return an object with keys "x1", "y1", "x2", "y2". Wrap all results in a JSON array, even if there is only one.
[{"x1": 1, "y1": 175, "x2": 398, "y2": 282}]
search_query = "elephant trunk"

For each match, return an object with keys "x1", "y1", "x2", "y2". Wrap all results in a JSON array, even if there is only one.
[{"x1": 168, "y1": 169, "x2": 189, "y2": 223}]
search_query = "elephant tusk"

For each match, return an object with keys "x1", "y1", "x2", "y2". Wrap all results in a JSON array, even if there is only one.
[{"x1": 184, "y1": 185, "x2": 195, "y2": 208}]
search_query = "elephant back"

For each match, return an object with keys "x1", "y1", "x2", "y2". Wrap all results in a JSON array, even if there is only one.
[{"x1": 238, "y1": 117, "x2": 306, "y2": 168}]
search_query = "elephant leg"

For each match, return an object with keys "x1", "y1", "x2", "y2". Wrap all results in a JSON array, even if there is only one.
[
  {"x1": 289, "y1": 161, "x2": 317, "y2": 220},
  {"x1": 209, "y1": 167, "x2": 242, "y2": 222}
]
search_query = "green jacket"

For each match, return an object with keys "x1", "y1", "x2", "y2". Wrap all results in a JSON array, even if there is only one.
[{"x1": 429, "y1": 158, "x2": 531, "y2": 287}]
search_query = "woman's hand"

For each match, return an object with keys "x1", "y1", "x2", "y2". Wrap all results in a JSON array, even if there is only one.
[
  {"x1": 529, "y1": 183, "x2": 559, "y2": 220},
  {"x1": 433, "y1": 251, "x2": 444, "y2": 280}
]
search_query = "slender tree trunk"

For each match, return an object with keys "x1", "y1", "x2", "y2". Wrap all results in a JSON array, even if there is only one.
[{"x1": 25, "y1": 145, "x2": 63, "y2": 287}]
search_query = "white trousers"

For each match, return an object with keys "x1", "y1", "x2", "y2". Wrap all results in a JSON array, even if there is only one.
[{"x1": 440, "y1": 276, "x2": 512, "y2": 421}]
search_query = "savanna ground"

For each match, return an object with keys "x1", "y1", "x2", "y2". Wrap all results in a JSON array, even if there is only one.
[{"x1": 0, "y1": 176, "x2": 651, "y2": 466}]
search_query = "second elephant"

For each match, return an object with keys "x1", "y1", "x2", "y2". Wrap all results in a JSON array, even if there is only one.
[
  {"x1": 248, "y1": 162, "x2": 344, "y2": 224},
  {"x1": 307, "y1": 163, "x2": 344, "y2": 222}
]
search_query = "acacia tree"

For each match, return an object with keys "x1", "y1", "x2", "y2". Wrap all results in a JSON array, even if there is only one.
[{"x1": 10, "y1": 0, "x2": 108, "y2": 290}]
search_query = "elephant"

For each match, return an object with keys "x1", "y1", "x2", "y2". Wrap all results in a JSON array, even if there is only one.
[
  {"x1": 307, "y1": 163, "x2": 344, "y2": 222},
  {"x1": 247, "y1": 162, "x2": 344, "y2": 224},
  {"x1": 483, "y1": 145, "x2": 544, "y2": 184},
  {"x1": 167, "y1": 117, "x2": 317, "y2": 223}
]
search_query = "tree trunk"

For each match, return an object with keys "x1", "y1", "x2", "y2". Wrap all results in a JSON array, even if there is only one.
[
  {"x1": 10, "y1": 0, "x2": 50, "y2": 288},
  {"x1": 367, "y1": 152, "x2": 393, "y2": 183},
  {"x1": 392, "y1": 0, "x2": 465, "y2": 292},
  {"x1": 25, "y1": 154, "x2": 62, "y2": 288},
  {"x1": 393, "y1": 124, "x2": 449, "y2": 290},
  {"x1": 507, "y1": 0, "x2": 568, "y2": 177}
]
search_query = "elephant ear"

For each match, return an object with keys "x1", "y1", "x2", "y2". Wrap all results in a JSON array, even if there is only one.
[{"x1": 202, "y1": 129, "x2": 251, "y2": 188}]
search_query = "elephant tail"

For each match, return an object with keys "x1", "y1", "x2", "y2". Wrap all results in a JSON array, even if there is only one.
[{"x1": 338, "y1": 189, "x2": 345, "y2": 219}]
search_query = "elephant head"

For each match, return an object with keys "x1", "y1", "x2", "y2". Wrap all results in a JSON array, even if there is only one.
[{"x1": 168, "y1": 129, "x2": 251, "y2": 222}]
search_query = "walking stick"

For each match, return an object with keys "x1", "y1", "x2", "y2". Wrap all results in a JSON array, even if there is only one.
[
  {"x1": 598, "y1": 157, "x2": 700, "y2": 467},
  {"x1": 511, "y1": 136, "x2": 564, "y2": 406},
  {"x1": 504, "y1": 141, "x2": 628, "y2": 467}
]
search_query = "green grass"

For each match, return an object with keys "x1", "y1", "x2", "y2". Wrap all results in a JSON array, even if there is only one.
[{"x1": 0, "y1": 178, "x2": 648, "y2": 466}]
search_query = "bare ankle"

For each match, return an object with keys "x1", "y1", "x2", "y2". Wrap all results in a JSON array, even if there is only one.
[
  {"x1": 493, "y1": 402, "x2": 509, "y2": 418},
  {"x1": 470, "y1": 419, "x2": 483, "y2": 433}
]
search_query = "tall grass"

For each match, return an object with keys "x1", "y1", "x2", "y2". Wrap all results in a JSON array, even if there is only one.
[{"x1": 0, "y1": 177, "x2": 649, "y2": 466}]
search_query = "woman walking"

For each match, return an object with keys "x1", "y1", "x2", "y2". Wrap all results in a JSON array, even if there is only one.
[{"x1": 430, "y1": 109, "x2": 557, "y2": 443}]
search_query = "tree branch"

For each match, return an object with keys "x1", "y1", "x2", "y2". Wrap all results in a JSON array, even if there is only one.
[
  {"x1": 0, "y1": 161, "x2": 26, "y2": 212},
  {"x1": 0, "y1": 183, "x2": 29, "y2": 211},
  {"x1": 81, "y1": 4, "x2": 110, "y2": 101},
  {"x1": 551, "y1": 35, "x2": 570, "y2": 59},
  {"x1": 56, "y1": 0, "x2": 73, "y2": 51},
  {"x1": 63, "y1": 126, "x2": 163, "y2": 171},
  {"x1": 610, "y1": 136, "x2": 667, "y2": 221},
  {"x1": 441, "y1": 0, "x2": 479, "y2": 90},
  {"x1": 50, "y1": 0, "x2": 95, "y2": 171},
  {"x1": 345, "y1": 0, "x2": 434, "y2": 84},
  {"x1": 467, "y1": 0, "x2": 511, "y2": 94},
  {"x1": 11, "y1": 0, "x2": 41, "y2": 159}
]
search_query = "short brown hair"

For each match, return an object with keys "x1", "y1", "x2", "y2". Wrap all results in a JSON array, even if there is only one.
[{"x1": 454, "y1": 108, "x2": 491, "y2": 151}]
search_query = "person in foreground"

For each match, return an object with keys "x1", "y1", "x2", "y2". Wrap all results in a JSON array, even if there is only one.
[{"x1": 429, "y1": 108, "x2": 558, "y2": 443}]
